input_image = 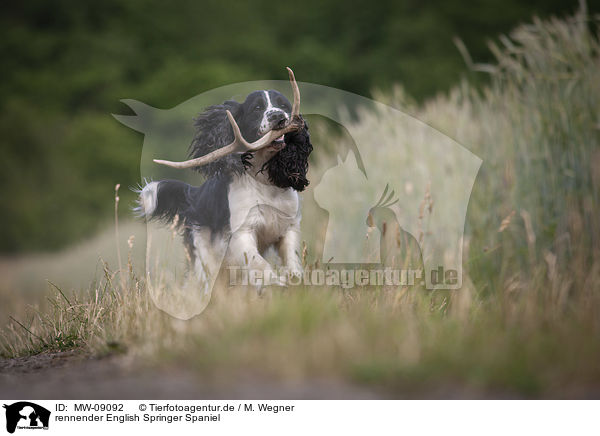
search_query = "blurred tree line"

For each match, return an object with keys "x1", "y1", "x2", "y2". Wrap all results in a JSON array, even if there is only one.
[{"x1": 0, "y1": 0, "x2": 593, "y2": 252}]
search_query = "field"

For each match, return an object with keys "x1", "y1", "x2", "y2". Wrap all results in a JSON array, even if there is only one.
[{"x1": 1, "y1": 8, "x2": 599, "y2": 398}]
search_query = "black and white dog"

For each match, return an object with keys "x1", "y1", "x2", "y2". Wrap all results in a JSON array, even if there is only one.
[{"x1": 138, "y1": 89, "x2": 312, "y2": 288}]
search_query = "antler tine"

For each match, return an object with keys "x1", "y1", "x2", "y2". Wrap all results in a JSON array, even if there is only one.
[
  {"x1": 225, "y1": 110, "x2": 250, "y2": 150},
  {"x1": 154, "y1": 67, "x2": 303, "y2": 169},
  {"x1": 152, "y1": 110, "x2": 249, "y2": 169},
  {"x1": 287, "y1": 67, "x2": 300, "y2": 118}
]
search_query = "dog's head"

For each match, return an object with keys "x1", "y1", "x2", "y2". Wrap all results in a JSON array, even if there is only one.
[{"x1": 190, "y1": 90, "x2": 312, "y2": 191}]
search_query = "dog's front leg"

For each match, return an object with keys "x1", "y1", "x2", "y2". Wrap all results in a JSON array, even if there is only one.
[
  {"x1": 228, "y1": 230, "x2": 285, "y2": 288},
  {"x1": 279, "y1": 225, "x2": 304, "y2": 283}
]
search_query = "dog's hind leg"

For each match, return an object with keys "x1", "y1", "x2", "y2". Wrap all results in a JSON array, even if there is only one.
[{"x1": 189, "y1": 228, "x2": 228, "y2": 295}]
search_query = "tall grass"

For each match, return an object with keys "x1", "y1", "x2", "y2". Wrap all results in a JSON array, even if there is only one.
[{"x1": 1, "y1": 7, "x2": 600, "y2": 396}]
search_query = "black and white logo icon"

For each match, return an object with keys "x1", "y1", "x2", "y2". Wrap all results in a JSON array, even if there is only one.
[{"x1": 3, "y1": 402, "x2": 50, "y2": 433}]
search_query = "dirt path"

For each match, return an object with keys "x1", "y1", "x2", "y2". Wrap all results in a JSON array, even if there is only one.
[
  {"x1": 0, "y1": 352, "x2": 386, "y2": 399},
  {"x1": 5, "y1": 352, "x2": 595, "y2": 399}
]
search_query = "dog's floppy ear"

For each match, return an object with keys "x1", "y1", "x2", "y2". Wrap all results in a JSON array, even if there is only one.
[
  {"x1": 189, "y1": 99, "x2": 245, "y2": 178},
  {"x1": 222, "y1": 100, "x2": 243, "y2": 119}
]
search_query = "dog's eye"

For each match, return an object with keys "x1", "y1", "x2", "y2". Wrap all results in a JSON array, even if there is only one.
[
  {"x1": 254, "y1": 105, "x2": 263, "y2": 112},
  {"x1": 275, "y1": 97, "x2": 289, "y2": 109}
]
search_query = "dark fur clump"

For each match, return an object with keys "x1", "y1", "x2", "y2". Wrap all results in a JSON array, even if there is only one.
[
  {"x1": 188, "y1": 100, "x2": 247, "y2": 178},
  {"x1": 260, "y1": 118, "x2": 312, "y2": 191}
]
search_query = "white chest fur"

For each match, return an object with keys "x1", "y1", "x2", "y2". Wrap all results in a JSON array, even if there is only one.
[{"x1": 227, "y1": 173, "x2": 300, "y2": 247}]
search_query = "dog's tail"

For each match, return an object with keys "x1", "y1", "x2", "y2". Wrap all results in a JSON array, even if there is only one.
[
  {"x1": 134, "y1": 176, "x2": 230, "y2": 238},
  {"x1": 134, "y1": 180, "x2": 191, "y2": 224}
]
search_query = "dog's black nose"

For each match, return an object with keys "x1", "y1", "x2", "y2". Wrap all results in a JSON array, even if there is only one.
[{"x1": 267, "y1": 111, "x2": 287, "y2": 128}]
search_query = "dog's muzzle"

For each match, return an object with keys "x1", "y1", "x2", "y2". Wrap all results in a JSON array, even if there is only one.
[{"x1": 270, "y1": 135, "x2": 286, "y2": 151}]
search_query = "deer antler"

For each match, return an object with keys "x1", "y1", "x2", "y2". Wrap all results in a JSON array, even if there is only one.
[{"x1": 153, "y1": 67, "x2": 302, "y2": 170}]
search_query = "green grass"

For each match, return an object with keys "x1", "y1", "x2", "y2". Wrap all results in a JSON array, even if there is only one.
[{"x1": 1, "y1": 7, "x2": 600, "y2": 397}]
